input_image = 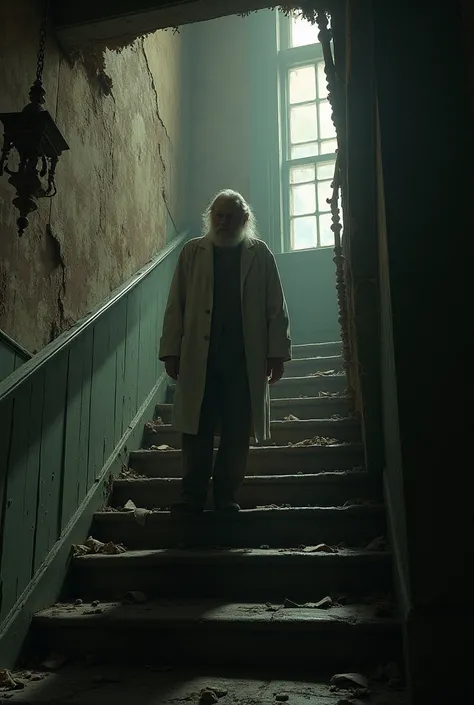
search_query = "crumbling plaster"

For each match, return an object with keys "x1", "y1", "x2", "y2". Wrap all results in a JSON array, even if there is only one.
[{"x1": 0, "y1": 0, "x2": 186, "y2": 352}]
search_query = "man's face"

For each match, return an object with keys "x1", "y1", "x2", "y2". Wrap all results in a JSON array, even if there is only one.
[{"x1": 211, "y1": 197, "x2": 248, "y2": 238}]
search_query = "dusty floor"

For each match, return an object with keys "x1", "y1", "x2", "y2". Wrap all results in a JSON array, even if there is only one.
[{"x1": 0, "y1": 667, "x2": 407, "y2": 705}]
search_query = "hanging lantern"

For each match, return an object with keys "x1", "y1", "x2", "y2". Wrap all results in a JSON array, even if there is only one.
[{"x1": 0, "y1": 0, "x2": 69, "y2": 236}]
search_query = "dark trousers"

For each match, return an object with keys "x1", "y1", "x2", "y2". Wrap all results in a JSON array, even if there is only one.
[{"x1": 180, "y1": 352, "x2": 252, "y2": 508}]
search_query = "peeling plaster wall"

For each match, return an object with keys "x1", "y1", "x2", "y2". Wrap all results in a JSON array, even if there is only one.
[{"x1": 0, "y1": 1, "x2": 189, "y2": 352}]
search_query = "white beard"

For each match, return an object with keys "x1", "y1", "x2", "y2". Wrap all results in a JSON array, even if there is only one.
[{"x1": 206, "y1": 226, "x2": 247, "y2": 248}]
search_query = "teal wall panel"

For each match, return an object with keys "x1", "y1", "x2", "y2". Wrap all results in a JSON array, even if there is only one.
[{"x1": 0, "y1": 234, "x2": 186, "y2": 634}]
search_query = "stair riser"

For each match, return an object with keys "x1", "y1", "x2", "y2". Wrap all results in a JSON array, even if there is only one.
[
  {"x1": 70, "y1": 554, "x2": 393, "y2": 602},
  {"x1": 129, "y1": 446, "x2": 364, "y2": 477},
  {"x1": 112, "y1": 476, "x2": 377, "y2": 510},
  {"x1": 286, "y1": 356, "x2": 343, "y2": 376},
  {"x1": 155, "y1": 397, "x2": 352, "y2": 423},
  {"x1": 144, "y1": 421, "x2": 361, "y2": 450},
  {"x1": 165, "y1": 375, "x2": 347, "y2": 404},
  {"x1": 293, "y1": 342, "x2": 342, "y2": 359},
  {"x1": 92, "y1": 510, "x2": 386, "y2": 549},
  {"x1": 32, "y1": 622, "x2": 401, "y2": 672}
]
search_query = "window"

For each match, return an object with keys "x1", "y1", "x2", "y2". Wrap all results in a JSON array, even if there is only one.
[{"x1": 278, "y1": 11, "x2": 339, "y2": 251}]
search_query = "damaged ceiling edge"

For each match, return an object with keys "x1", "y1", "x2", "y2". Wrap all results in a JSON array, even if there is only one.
[{"x1": 53, "y1": 0, "x2": 334, "y2": 53}]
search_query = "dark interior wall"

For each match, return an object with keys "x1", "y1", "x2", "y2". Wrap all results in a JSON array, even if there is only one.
[
  {"x1": 373, "y1": 0, "x2": 472, "y2": 698},
  {"x1": 187, "y1": 11, "x2": 339, "y2": 345}
]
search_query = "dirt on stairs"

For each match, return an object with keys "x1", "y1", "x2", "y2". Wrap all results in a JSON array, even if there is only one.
[{"x1": 4, "y1": 342, "x2": 406, "y2": 704}]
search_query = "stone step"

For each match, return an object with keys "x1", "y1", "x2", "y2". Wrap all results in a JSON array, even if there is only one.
[
  {"x1": 285, "y1": 355, "x2": 343, "y2": 376},
  {"x1": 92, "y1": 505, "x2": 385, "y2": 549},
  {"x1": 155, "y1": 395, "x2": 352, "y2": 424},
  {"x1": 33, "y1": 600, "x2": 401, "y2": 671},
  {"x1": 144, "y1": 418, "x2": 361, "y2": 449},
  {"x1": 70, "y1": 548, "x2": 393, "y2": 603},
  {"x1": 0, "y1": 668, "x2": 406, "y2": 705},
  {"x1": 129, "y1": 442, "x2": 364, "y2": 477},
  {"x1": 165, "y1": 374, "x2": 347, "y2": 404},
  {"x1": 292, "y1": 341, "x2": 342, "y2": 359},
  {"x1": 112, "y1": 470, "x2": 377, "y2": 510}
]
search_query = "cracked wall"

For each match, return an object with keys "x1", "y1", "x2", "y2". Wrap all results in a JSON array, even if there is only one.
[{"x1": 0, "y1": 0, "x2": 188, "y2": 353}]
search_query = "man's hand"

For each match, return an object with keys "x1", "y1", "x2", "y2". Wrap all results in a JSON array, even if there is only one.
[
  {"x1": 163, "y1": 356, "x2": 180, "y2": 380},
  {"x1": 267, "y1": 358, "x2": 285, "y2": 384}
]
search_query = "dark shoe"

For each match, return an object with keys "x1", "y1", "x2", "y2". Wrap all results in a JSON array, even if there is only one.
[
  {"x1": 215, "y1": 501, "x2": 241, "y2": 512},
  {"x1": 170, "y1": 500, "x2": 203, "y2": 514}
]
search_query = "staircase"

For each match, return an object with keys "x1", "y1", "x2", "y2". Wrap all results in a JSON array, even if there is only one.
[{"x1": 20, "y1": 342, "x2": 404, "y2": 701}]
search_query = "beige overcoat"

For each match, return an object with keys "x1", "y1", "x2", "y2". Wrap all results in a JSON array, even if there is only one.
[{"x1": 159, "y1": 235, "x2": 291, "y2": 443}]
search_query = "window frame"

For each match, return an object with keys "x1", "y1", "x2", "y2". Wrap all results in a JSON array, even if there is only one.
[{"x1": 277, "y1": 12, "x2": 338, "y2": 252}]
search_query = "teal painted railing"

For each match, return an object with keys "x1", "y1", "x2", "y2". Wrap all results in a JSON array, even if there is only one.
[
  {"x1": 0, "y1": 232, "x2": 187, "y2": 647},
  {"x1": 0, "y1": 331, "x2": 32, "y2": 384}
]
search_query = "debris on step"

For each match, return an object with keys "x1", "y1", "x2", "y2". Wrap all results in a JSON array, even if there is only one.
[
  {"x1": 284, "y1": 596, "x2": 333, "y2": 609},
  {"x1": 72, "y1": 536, "x2": 126, "y2": 557},
  {"x1": 122, "y1": 499, "x2": 152, "y2": 526},
  {"x1": 283, "y1": 414, "x2": 299, "y2": 421},
  {"x1": 149, "y1": 444, "x2": 174, "y2": 451},
  {"x1": 74, "y1": 598, "x2": 83, "y2": 606},
  {"x1": 260, "y1": 544, "x2": 270, "y2": 550},
  {"x1": 288, "y1": 436, "x2": 340, "y2": 446},
  {"x1": 0, "y1": 669, "x2": 24, "y2": 691},
  {"x1": 200, "y1": 686, "x2": 228, "y2": 703},
  {"x1": 330, "y1": 673, "x2": 369, "y2": 689},
  {"x1": 121, "y1": 590, "x2": 148, "y2": 605},
  {"x1": 309, "y1": 370, "x2": 336, "y2": 376},
  {"x1": 275, "y1": 694, "x2": 289, "y2": 702},
  {"x1": 100, "y1": 505, "x2": 119, "y2": 512},
  {"x1": 120, "y1": 468, "x2": 146, "y2": 479},
  {"x1": 145, "y1": 418, "x2": 164, "y2": 430},
  {"x1": 302, "y1": 543, "x2": 338, "y2": 553},
  {"x1": 41, "y1": 653, "x2": 68, "y2": 671},
  {"x1": 365, "y1": 536, "x2": 387, "y2": 551}
]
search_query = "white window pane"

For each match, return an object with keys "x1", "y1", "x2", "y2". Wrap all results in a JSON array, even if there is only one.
[
  {"x1": 320, "y1": 139, "x2": 338, "y2": 154},
  {"x1": 319, "y1": 100, "x2": 337, "y2": 139},
  {"x1": 290, "y1": 104, "x2": 318, "y2": 144},
  {"x1": 289, "y1": 65, "x2": 316, "y2": 104},
  {"x1": 290, "y1": 13, "x2": 320, "y2": 48},
  {"x1": 317, "y1": 180, "x2": 333, "y2": 212},
  {"x1": 291, "y1": 216, "x2": 317, "y2": 250},
  {"x1": 317, "y1": 162, "x2": 335, "y2": 180},
  {"x1": 291, "y1": 183, "x2": 316, "y2": 216},
  {"x1": 317, "y1": 62, "x2": 328, "y2": 99},
  {"x1": 290, "y1": 165, "x2": 315, "y2": 184},
  {"x1": 291, "y1": 143, "x2": 319, "y2": 159},
  {"x1": 319, "y1": 213, "x2": 334, "y2": 247}
]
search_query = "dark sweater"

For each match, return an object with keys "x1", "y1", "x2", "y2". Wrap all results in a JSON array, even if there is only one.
[{"x1": 209, "y1": 243, "x2": 245, "y2": 362}]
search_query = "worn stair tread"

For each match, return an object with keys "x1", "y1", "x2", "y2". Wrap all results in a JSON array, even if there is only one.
[
  {"x1": 131, "y1": 441, "x2": 362, "y2": 458},
  {"x1": 144, "y1": 418, "x2": 361, "y2": 448},
  {"x1": 95, "y1": 504, "x2": 384, "y2": 520},
  {"x1": 115, "y1": 469, "x2": 371, "y2": 486},
  {"x1": 146, "y1": 417, "x2": 359, "y2": 436},
  {"x1": 36, "y1": 599, "x2": 397, "y2": 628},
  {"x1": 74, "y1": 546, "x2": 388, "y2": 566},
  {"x1": 0, "y1": 668, "x2": 407, "y2": 705}
]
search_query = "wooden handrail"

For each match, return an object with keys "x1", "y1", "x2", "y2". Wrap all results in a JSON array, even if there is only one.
[
  {"x1": 0, "y1": 231, "x2": 189, "y2": 404},
  {"x1": 0, "y1": 329, "x2": 32, "y2": 361}
]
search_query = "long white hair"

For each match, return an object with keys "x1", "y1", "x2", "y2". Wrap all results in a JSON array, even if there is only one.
[{"x1": 202, "y1": 189, "x2": 259, "y2": 243}]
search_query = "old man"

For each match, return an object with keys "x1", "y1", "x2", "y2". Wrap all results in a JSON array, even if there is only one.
[{"x1": 159, "y1": 189, "x2": 291, "y2": 513}]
